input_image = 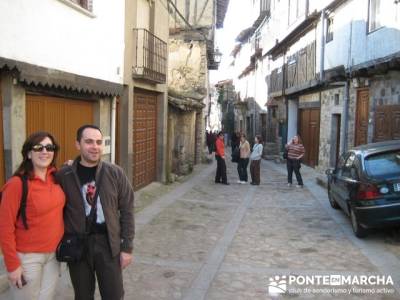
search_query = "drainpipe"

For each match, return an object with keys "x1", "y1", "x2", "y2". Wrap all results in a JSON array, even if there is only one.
[
  {"x1": 341, "y1": 19, "x2": 353, "y2": 154},
  {"x1": 282, "y1": 51, "x2": 288, "y2": 150},
  {"x1": 253, "y1": 62, "x2": 257, "y2": 139},
  {"x1": 111, "y1": 96, "x2": 117, "y2": 164},
  {"x1": 320, "y1": 9, "x2": 325, "y2": 82},
  {"x1": 342, "y1": 80, "x2": 349, "y2": 154}
]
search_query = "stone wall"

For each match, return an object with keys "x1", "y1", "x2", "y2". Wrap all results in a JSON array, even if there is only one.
[
  {"x1": 168, "y1": 39, "x2": 208, "y2": 99},
  {"x1": 167, "y1": 106, "x2": 196, "y2": 177},
  {"x1": 317, "y1": 86, "x2": 345, "y2": 172}
]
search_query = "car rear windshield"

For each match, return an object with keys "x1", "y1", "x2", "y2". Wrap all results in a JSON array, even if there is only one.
[{"x1": 364, "y1": 150, "x2": 400, "y2": 179}]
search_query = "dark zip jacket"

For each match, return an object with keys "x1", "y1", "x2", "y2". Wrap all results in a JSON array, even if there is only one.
[{"x1": 56, "y1": 158, "x2": 135, "y2": 256}]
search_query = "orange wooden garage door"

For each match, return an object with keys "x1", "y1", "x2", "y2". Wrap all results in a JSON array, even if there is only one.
[
  {"x1": 133, "y1": 90, "x2": 157, "y2": 190},
  {"x1": 26, "y1": 94, "x2": 94, "y2": 167}
]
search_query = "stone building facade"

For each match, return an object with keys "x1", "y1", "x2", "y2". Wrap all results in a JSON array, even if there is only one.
[{"x1": 166, "y1": 0, "x2": 229, "y2": 179}]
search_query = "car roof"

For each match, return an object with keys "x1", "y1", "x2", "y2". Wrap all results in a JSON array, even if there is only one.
[{"x1": 351, "y1": 140, "x2": 400, "y2": 157}]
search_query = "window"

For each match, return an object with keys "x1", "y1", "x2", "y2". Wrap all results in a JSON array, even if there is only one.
[
  {"x1": 341, "y1": 153, "x2": 357, "y2": 179},
  {"x1": 326, "y1": 17, "x2": 334, "y2": 43},
  {"x1": 288, "y1": 0, "x2": 306, "y2": 25},
  {"x1": 365, "y1": 150, "x2": 400, "y2": 179},
  {"x1": 334, "y1": 94, "x2": 340, "y2": 105},
  {"x1": 368, "y1": 0, "x2": 383, "y2": 32}
]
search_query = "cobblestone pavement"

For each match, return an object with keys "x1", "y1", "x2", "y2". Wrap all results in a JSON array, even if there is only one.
[{"x1": 1, "y1": 157, "x2": 400, "y2": 299}]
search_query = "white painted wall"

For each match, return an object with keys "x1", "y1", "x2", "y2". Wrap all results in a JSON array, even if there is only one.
[
  {"x1": 0, "y1": 0, "x2": 125, "y2": 83},
  {"x1": 137, "y1": 0, "x2": 151, "y2": 30},
  {"x1": 287, "y1": 99, "x2": 298, "y2": 140},
  {"x1": 324, "y1": 0, "x2": 400, "y2": 70}
]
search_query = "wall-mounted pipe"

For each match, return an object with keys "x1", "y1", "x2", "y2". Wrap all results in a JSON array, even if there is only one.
[{"x1": 111, "y1": 96, "x2": 117, "y2": 164}]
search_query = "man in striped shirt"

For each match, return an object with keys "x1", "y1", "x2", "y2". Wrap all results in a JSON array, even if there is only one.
[{"x1": 285, "y1": 135, "x2": 305, "y2": 187}]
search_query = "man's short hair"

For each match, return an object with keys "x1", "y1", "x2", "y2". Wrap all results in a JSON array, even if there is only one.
[
  {"x1": 218, "y1": 131, "x2": 224, "y2": 136},
  {"x1": 76, "y1": 125, "x2": 102, "y2": 141}
]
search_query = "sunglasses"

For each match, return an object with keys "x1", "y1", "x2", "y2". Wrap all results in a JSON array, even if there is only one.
[{"x1": 31, "y1": 144, "x2": 58, "y2": 152}]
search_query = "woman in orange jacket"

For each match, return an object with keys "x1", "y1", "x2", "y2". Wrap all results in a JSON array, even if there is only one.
[{"x1": 0, "y1": 131, "x2": 65, "y2": 300}]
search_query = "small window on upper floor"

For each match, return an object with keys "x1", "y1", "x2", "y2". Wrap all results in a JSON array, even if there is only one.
[
  {"x1": 326, "y1": 16, "x2": 334, "y2": 43},
  {"x1": 288, "y1": 0, "x2": 306, "y2": 26},
  {"x1": 70, "y1": 0, "x2": 93, "y2": 12},
  {"x1": 368, "y1": 0, "x2": 383, "y2": 32}
]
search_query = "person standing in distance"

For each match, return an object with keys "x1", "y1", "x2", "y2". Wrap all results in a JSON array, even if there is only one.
[
  {"x1": 250, "y1": 135, "x2": 263, "y2": 185},
  {"x1": 56, "y1": 125, "x2": 134, "y2": 300},
  {"x1": 285, "y1": 134, "x2": 305, "y2": 188},
  {"x1": 215, "y1": 131, "x2": 229, "y2": 185}
]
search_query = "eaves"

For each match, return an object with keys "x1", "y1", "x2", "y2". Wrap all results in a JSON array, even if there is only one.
[
  {"x1": 266, "y1": 11, "x2": 320, "y2": 59},
  {"x1": 0, "y1": 57, "x2": 123, "y2": 97}
]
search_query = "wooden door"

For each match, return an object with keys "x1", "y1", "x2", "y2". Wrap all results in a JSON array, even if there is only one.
[
  {"x1": 354, "y1": 89, "x2": 369, "y2": 146},
  {"x1": 0, "y1": 83, "x2": 5, "y2": 186},
  {"x1": 374, "y1": 105, "x2": 400, "y2": 141},
  {"x1": 393, "y1": 107, "x2": 400, "y2": 140},
  {"x1": 299, "y1": 108, "x2": 320, "y2": 167},
  {"x1": 133, "y1": 90, "x2": 157, "y2": 190},
  {"x1": 26, "y1": 95, "x2": 94, "y2": 167}
]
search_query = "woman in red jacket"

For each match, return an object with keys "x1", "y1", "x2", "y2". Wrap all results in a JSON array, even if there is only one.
[{"x1": 0, "y1": 131, "x2": 65, "y2": 300}]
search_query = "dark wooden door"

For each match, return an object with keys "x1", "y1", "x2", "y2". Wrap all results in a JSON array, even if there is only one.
[
  {"x1": 299, "y1": 108, "x2": 320, "y2": 167},
  {"x1": 374, "y1": 105, "x2": 400, "y2": 142},
  {"x1": 354, "y1": 89, "x2": 369, "y2": 146},
  {"x1": 133, "y1": 90, "x2": 157, "y2": 190}
]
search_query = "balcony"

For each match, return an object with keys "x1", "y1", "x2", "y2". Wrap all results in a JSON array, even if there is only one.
[
  {"x1": 132, "y1": 29, "x2": 167, "y2": 84},
  {"x1": 267, "y1": 41, "x2": 317, "y2": 96}
]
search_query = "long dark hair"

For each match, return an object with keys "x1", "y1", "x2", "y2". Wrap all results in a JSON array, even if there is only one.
[
  {"x1": 13, "y1": 131, "x2": 60, "y2": 178},
  {"x1": 255, "y1": 135, "x2": 263, "y2": 144}
]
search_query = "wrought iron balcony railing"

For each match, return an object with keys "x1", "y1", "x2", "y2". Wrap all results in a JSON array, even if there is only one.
[{"x1": 132, "y1": 29, "x2": 167, "y2": 84}]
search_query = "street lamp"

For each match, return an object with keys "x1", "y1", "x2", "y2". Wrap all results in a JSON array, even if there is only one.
[{"x1": 214, "y1": 48, "x2": 223, "y2": 64}]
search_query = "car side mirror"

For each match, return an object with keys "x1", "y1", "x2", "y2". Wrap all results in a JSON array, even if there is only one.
[{"x1": 325, "y1": 168, "x2": 335, "y2": 176}]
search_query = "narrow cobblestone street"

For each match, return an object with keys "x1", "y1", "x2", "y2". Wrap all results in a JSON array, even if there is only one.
[{"x1": 1, "y1": 158, "x2": 400, "y2": 299}]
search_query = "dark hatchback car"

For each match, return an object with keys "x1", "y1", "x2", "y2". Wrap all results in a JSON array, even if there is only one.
[{"x1": 326, "y1": 140, "x2": 400, "y2": 238}]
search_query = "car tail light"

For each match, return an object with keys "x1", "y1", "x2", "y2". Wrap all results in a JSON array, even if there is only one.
[{"x1": 357, "y1": 184, "x2": 380, "y2": 200}]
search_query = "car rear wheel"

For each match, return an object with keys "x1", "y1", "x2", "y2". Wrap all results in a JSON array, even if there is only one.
[
  {"x1": 328, "y1": 185, "x2": 340, "y2": 209},
  {"x1": 350, "y1": 207, "x2": 367, "y2": 238}
]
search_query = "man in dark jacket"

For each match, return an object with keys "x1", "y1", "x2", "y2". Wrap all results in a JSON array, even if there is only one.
[{"x1": 57, "y1": 125, "x2": 134, "y2": 300}]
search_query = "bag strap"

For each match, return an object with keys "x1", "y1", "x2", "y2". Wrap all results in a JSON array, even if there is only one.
[
  {"x1": 16, "y1": 174, "x2": 29, "y2": 230},
  {"x1": 86, "y1": 168, "x2": 104, "y2": 234}
]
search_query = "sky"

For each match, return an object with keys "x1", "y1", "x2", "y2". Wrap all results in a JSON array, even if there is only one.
[{"x1": 210, "y1": 0, "x2": 253, "y2": 84}]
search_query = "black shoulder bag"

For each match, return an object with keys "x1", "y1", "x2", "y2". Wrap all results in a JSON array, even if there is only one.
[{"x1": 56, "y1": 169, "x2": 104, "y2": 263}]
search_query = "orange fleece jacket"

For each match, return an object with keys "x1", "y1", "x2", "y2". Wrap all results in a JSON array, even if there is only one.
[
  {"x1": 215, "y1": 138, "x2": 225, "y2": 157},
  {"x1": 0, "y1": 168, "x2": 65, "y2": 272}
]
